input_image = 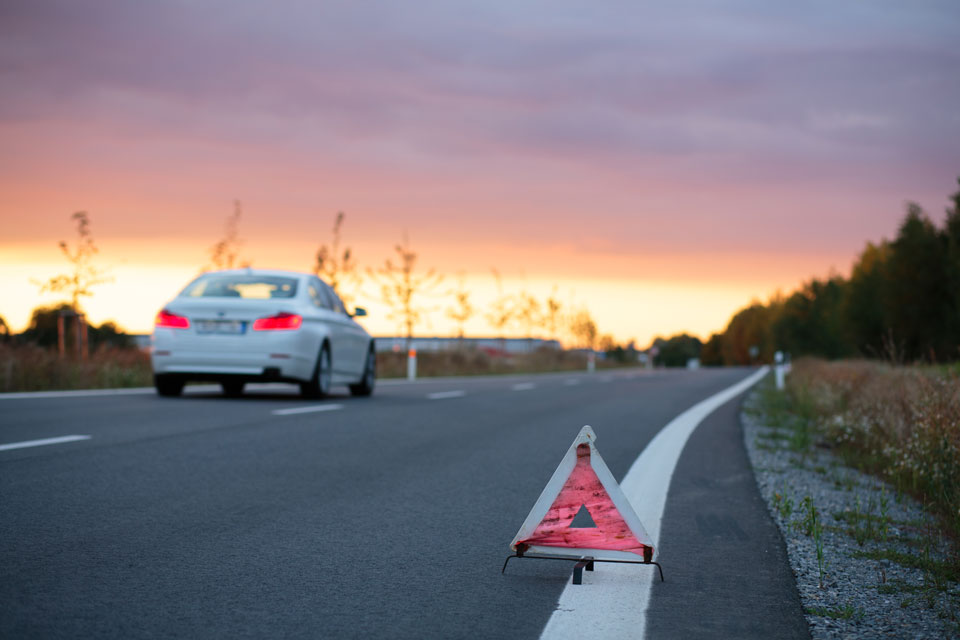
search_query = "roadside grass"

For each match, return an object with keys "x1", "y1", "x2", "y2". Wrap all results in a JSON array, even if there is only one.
[
  {"x1": 0, "y1": 343, "x2": 152, "y2": 392},
  {"x1": 0, "y1": 342, "x2": 631, "y2": 392},
  {"x1": 753, "y1": 360, "x2": 960, "y2": 627}
]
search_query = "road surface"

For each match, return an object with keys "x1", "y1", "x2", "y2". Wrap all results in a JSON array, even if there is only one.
[{"x1": 1, "y1": 368, "x2": 808, "y2": 639}]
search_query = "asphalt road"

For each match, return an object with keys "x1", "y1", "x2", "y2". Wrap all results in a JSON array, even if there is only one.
[{"x1": 1, "y1": 368, "x2": 808, "y2": 639}]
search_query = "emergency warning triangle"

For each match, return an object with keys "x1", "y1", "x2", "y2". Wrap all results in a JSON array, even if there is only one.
[{"x1": 509, "y1": 425, "x2": 654, "y2": 561}]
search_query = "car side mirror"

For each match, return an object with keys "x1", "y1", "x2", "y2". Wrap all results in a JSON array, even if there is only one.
[{"x1": 352, "y1": 307, "x2": 367, "y2": 318}]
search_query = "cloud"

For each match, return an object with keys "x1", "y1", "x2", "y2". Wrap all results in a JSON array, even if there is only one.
[{"x1": 1, "y1": 0, "x2": 958, "y2": 258}]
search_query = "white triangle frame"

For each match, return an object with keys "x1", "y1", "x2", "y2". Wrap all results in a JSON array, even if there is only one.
[{"x1": 509, "y1": 425, "x2": 655, "y2": 561}]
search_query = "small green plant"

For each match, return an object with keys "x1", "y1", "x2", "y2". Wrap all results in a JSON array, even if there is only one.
[
  {"x1": 774, "y1": 489, "x2": 794, "y2": 520},
  {"x1": 798, "y1": 496, "x2": 827, "y2": 587}
]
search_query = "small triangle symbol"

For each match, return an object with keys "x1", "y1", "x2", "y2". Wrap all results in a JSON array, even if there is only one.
[{"x1": 569, "y1": 504, "x2": 598, "y2": 528}]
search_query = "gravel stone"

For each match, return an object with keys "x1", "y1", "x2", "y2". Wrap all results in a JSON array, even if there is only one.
[{"x1": 741, "y1": 387, "x2": 960, "y2": 639}]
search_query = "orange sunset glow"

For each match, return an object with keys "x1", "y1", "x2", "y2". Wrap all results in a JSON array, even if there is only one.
[{"x1": 2, "y1": 2, "x2": 958, "y2": 345}]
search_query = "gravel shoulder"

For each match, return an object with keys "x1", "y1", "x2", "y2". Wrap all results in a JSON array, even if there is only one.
[{"x1": 741, "y1": 383, "x2": 960, "y2": 639}]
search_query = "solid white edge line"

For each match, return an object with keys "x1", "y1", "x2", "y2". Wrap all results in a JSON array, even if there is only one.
[
  {"x1": 272, "y1": 404, "x2": 344, "y2": 416},
  {"x1": 539, "y1": 367, "x2": 769, "y2": 640},
  {"x1": 0, "y1": 435, "x2": 92, "y2": 451},
  {"x1": 427, "y1": 390, "x2": 466, "y2": 400}
]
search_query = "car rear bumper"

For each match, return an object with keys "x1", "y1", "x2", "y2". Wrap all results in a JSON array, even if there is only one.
[{"x1": 151, "y1": 350, "x2": 314, "y2": 381}]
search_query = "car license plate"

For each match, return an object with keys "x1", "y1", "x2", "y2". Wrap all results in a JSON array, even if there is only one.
[{"x1": 196, "y1": 320, "x2": 246, "y2": 335}]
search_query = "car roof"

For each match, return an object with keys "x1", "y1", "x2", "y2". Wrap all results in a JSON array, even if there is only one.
[{"x1": 200, "y1": 268, "x2": 314, "y2": 280}]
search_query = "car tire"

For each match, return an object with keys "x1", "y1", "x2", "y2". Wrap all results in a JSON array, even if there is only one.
[
  {"x1": 155, "y1": 374, "x2": 185, "y2": 397},
  {"x1": 349, "y1": 348, "x2": 376, "y2": 397},
  {"x1": 300, "y1": 344, "x2": 331, "y2": 399},
  {"x1": 222, "y1": 381, "x2": 245, "y2": 397}
]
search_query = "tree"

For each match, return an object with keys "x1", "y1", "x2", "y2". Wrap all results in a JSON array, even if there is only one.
[
  {"x1": 314, "y1": 211, "x2": 359, "y2": 310},
  {"x1": 568, "y1": 307, "x2": 598, "y2": 350},
  {"x1": 35, "y1": 211, "x2": 112, "y2": 311},
  {"x1": 515, "y1": 291, "x2": 542, "y2": 340},
  {"x1": 721, "y1": 303, "x2": 773, "y2": 365},
  {"x1": 485, "y1": 269, "x2": 514, "y2": 341},
  {"x1": 651, "y1": 333, "x2": 702, "y2": 367},
  {"x1": 446, "y1": 273, "x2": 475, "y2": 341},
  {"x1": 700, "y1": 332, "x2": 724, "y2": 366},
  {"x1": 0, "y1": 315, "x2": 9, "y2": 342},
  {"x1": 206, "y1": 200, "x2": 249, "y2": 271},
  {"x1": 544, "y1": 288, "x2": 563, "y2": 341},
  {"x1": 884, "y1": 204, "x2": 951, "y2": 360},
  {"x1": 772, "y1": 276, "x2": 850, "y2": 359},
  {"x1": 844, "y1": 241, "x2": 891, "y2": 357},
  {"x1": 368, "y1": 235, "x2": 443, "y2": 349},
  {"x1": 941, "y1": 178, "x2": 960, "y2": 360},
  {"x1": 19, "y1": 305, "x2": 131, "y2": 349},
  {"x1": 597, "y1": 333, "x2": 617, "y2": 353}
]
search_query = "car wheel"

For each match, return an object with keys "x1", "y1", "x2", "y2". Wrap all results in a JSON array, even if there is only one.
[
  {"x1": 300, "y1": 344, "x2": 331, "y2": 399},
  {"x1": 155, "y1": 374, "x2": 185, "y2": 397},
  {"x1": 222, "y1": 381, "x2": 245, "y2": 397},
  {"x1": 349, "y1": 348, "x2": 376, "y2": 397}
]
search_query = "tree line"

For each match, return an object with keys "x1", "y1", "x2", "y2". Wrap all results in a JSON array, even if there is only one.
[{"x1": 683, "y1": 178, "x2": 960, "y2": 365}]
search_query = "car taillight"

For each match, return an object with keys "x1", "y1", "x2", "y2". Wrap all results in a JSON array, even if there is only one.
[
  {"x1": 155, "y1": 309, "x2": 190, "y2": 329},
  {"x1": 253, "y1": 312, "x2": 302, "y2": 331}
]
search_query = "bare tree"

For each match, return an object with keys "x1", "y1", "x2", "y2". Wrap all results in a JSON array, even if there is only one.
[
  {"x1": 368, "y1": 234, "x2": 443, "y2": 349},
  {"x1": 568, "y1": 307, "x2": 598, "y2": 350},
  {"x1": 544, "y1": 288, "x2": 563, "y2": 341},
  {"x1": 485, "y1": 269, "x2": 514, "y2": 346},
  {"x1": 516, "y1": 291, "x2": 542, "y2": 339},
  {"x1": 446, "y1": 272, "x2": 475, "y2": 341},
  {"x1": 36, "y1": 211, "x2": 112, "y2": 312},
  {"x1": 314, "y1": 211, "x2": 359, "y2": 310},
  {"x1": 0, "y1": 315, "x2": 9, "y2": 342},
  {"x1": 206, "y1": 200, "x2": 249, "y2": 271}
]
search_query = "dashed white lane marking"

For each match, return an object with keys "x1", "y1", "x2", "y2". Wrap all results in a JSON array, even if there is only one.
[
  {"x1": 564, "y1": 379, "x2": 581, "y2": 386},
  {"x1": 0, "y1": 435, "x2": 91, "y2": 451},
  {"x1": 512, "y1": 383, "x2": 536, "y2": 391},
  {"x1": 427, "y1": 390, "x2": 466, "y2": 400},
  {"x1": 540, "y1": 367, "x2": 770, "y2": 640},
  {"x1": 272, "y1": 404, "x2": 344, "y2": 416}
]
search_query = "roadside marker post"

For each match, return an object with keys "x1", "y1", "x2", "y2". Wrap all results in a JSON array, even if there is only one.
[
  {"x1": 407, "y1": 349, "x2": 417, "y2": 381},
  {"x1": 774, "y1": 351, "x2": 785, "y2": 390},
  {"x1": 502, "y1": 425, "x2": 663, "y2": 584}
]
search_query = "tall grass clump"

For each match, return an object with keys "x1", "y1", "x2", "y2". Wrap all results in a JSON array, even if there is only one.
[
  {"x1": 788, "y1": 358, "x2": 960, "y2": 541},
  {"x1": 0, "y1": 343, "x2": 153, "y2": 392}
]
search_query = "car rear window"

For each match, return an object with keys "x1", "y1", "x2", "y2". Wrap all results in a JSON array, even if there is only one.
[{"x1": 182, "y1": 274, "x2": 299, "y2": 299}]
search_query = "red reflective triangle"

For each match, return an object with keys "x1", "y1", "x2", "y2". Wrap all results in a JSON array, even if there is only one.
[{"x1": 518, "y1": 443, "x2": 648, "y2": 553}]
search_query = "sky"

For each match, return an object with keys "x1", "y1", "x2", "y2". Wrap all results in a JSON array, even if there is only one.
[{"x1": 1, "y1": 0, "x2": 958, "y2": 345}]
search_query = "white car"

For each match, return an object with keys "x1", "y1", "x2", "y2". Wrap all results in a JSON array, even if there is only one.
[{"x1": 151, "y1": 268, "x2": 375, "y2": 398}]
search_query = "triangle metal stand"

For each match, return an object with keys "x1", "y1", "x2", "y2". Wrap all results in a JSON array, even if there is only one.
[{"x1": 501, "y1": 544, "x2": 665, "y2": 585}]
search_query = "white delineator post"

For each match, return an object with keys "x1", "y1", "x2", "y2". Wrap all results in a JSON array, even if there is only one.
[
  {"x1": 407, "y1": 348, "x2": 417, "y2": 381},
  {"x1": 587, "y1": 351, "x2": 596, "y2": 374},
  {"x1": 775, "y1": 350, "x2": 785, "y2": 390}
]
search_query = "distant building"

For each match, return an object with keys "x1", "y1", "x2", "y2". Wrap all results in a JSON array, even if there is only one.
[{"x1": 374, "y1": 336, "x2": 561, "y2": 354}]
